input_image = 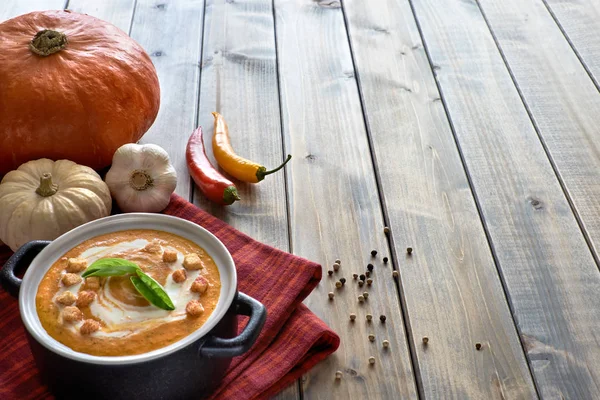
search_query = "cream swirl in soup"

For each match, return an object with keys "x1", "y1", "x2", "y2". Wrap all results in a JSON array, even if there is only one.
[{"x1": 36, "y1": 230, "x2": 221, "y2": 356}]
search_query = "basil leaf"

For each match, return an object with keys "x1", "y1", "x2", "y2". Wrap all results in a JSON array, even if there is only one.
[
  {"x1": 135, "y1": 270, "x2": 175, "y2": 311},
  {"x1": 82, "y1": 258, "x2": 141, "y2": 278},
  {"x1": 130, "y1": 275, "x2": 175, "y2": 311}
]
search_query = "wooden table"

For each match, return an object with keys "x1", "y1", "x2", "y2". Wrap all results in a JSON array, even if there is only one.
[{"x1": 5, "y1": 0, "x2": 600, "y2": 398}]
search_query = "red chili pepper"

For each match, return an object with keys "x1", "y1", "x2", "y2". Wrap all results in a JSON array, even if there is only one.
[{"x1": 186, "y1": 126, "x2": 240, "y2": 205}]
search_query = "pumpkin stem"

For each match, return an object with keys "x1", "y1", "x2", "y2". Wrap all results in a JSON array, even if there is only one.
[
  {"x1": 36, "y1": 173, "x2": 59, "y2": 197},
  {"x1": 29, "y1": 30, "x2": 68, "y2": 56},
  {"x1": 130, "y1": 170, "x2": 154, "y2": 191}
]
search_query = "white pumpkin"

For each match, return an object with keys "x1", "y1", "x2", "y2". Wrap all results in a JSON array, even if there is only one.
[
  {"x1": 105, "y1": 143, "x2": 177, "y2": 213},
  {"x1": 0, "y1": 159, "x2": 112, "y2": 251}
]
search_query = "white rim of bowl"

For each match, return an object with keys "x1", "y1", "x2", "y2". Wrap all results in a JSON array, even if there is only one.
[{"x1": 18, "y1": 213, "x2": 238, "y2": 365}]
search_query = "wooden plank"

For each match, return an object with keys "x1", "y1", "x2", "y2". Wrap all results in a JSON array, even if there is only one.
[
  {"x1": 122, "y1": 0, "x2": 205, "y2": 201},
  {"x1": 410, "y1": 0, "x2": 600, "y2": 398},
  {"x1": 67, "y1": 0, "x2": 135, "y2": 32},
  {"x1": 342, "y1": 0, "x2": 538, "y2": 398},
  {"x1": 543, "y1": 0, "x2": 600, "y2": 86},
  {"x1": 194, "y1": 0, "x2": 289, "y2": 251},
  {"x1": 194, "y1": 2, "x2": 296, "y2": 396},
  {"x1": 273, "y1": 0, "x2": 418, "y2": 398},
  {"x1": 1, "y1": 0, "x2": 65, "y2": 20}
]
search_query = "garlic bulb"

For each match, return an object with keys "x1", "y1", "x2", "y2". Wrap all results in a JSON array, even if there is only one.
[{"x1": 105, "y1": 144, "x2": 177, "y2": 213}]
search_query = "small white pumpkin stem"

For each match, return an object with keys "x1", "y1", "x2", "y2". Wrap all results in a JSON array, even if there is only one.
[
  {"x1": 130, "y1": 170, "x2": 154, "y2": 191},
  {"x1": 36, "y1": 173, "x2": 59, "y2": 197}
]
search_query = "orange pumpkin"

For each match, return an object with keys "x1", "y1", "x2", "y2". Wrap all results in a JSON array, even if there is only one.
[{"x1": 0, "y1": 10, "x2": 160, "y2": 176}]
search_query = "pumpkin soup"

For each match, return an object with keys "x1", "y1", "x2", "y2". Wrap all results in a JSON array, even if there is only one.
[{"x1": 36, "y1": 229, "x2": 221, "y2": 356}]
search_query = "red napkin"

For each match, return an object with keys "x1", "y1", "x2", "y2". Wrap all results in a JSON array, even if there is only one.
[{"x1": 0, "y1": 194, "x2": 340, "y2": 400}]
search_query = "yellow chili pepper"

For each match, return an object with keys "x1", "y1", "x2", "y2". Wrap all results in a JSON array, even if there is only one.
[{"x1": 212, "y1": 112, "x2": 292, "y2": 183}]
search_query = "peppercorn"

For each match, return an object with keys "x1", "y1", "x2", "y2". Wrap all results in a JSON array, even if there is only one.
[
  {"x1": 475, "y1": 342, "x2": 482, "y2": 350},
  {"x1": 367, "y1": 263, "x2": 374, "y2": 272},
  {"x1": 365, "y1": 271, "x2": 371, "y2": 278},
  {"x1": 360, "y1": 274, "x2": 366, "y2": 281},
  {"x1": 422, "y1": 336, "x2": 429, "y2": 345},
  {"x1": 328, "y1": 270, "x2": 333, "y2": 276},
  {"x1": 384, "y1": 226, "x2": 390, "y2": 234},
  {"x1": 380, "y1": 315, "x2": 386, "y2": 323},
  {"x1": 368, "y1": 334, "x2": 375, "y2": 342},
  {"x1": 368, "y1": 356, "x2": 375, "y2": 365},
  {"x1": 335, "y1": 259, "x2": 341, "y2": 265},
  {"x1": 328, "y1": 292, "x2": 335, "y2": 300},
  {"x1": 335, "y1": 281, "x2": 342, "y2": 289},
  {"x1": 350, "y1": 313, "x2": 356, "y2": 321},
  {"x1": 392, "y1": 271, "x2": 399, "y2": 278},
  {"x1": 407, "y1": 247, "x2": 413, "y2": 255},
  {"x1": 367, "y1": 278, "x2": 373, "y2": 286},
  {"x1": 333, "y1": 263, "x2": 340, "y2": 271},
  {"x1": 383, "y1": 257, "x2": 389, "y2": 264},
  {"x1": 335, "y1": 370, "x2": 343, "y2": 380},
  {"x1": 366, "y1": 314, "x2": 373, "y2": 321},
  {"x1": 353, "y1": 273, "x2": 358, "y2": 280},
  {"x1": 363, "y1": 292, "x2": 369, "y2": 299},
  {"x1": 382, "y1": 340, "x2": 390, "y2": 348},
  {"x1": 340, "y1": 278, "x2": 346, "y2": 285},
  {"x1": 371, "y1": 250, "x2": 377, "y2": 257},
  {"x1": 358, "y1": 280, "x2": 365, "y2": 287},
  {"x1": 358, "y1": 295, "x2": 365, "y2": 302}
]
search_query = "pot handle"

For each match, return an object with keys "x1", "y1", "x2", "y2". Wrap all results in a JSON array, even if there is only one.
[
  {"x1": 199, "y1": 291, "x2": 267, "y2": 358},
  {"x1": 0, "y1": 241, "x2": 51, "y2": 297}
]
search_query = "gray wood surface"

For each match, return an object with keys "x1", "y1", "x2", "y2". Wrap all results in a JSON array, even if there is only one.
[
  {"x1": 1, "y1": 0, "x2": 65, "y2": 19},
  {"x1": 274, "y1": 0, "x2": 418, "y2": 398},
  {"x1": 342, "y1": 0, "x2": 537, "y2": 398},
  {"x1": 193, "y1": 0, "x2": 290, "y2": 252},
  {"x1": 410, "y1": 0, "x2": 600, "y2": 397},
  {"x1": 544, "y1": 0, "x2": 600, "y2": 87},
  {"x1": 194, "y1": 1, "x2": 297, "y2": 397},
  {"x1": 4, "y1": 0, "x2": 600, "y2": 398},
  {"x1": 479, "y1": 0, "x2": 600, "y2": 264}
]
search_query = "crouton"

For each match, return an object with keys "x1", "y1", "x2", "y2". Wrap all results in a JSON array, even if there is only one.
[
  {"x1": 76, "y1": 291, "x2": 96, "y2": 308},
  {"x1": 162, "y1": 249, "x2": 178, "y2": 263},
  {"x1": 80, "y1": 319, "x2": 101, "y2": 335},
  {"x1": 186, "y1": 300, "x2": 204, "y2": 317},
  {"x1": 190, "y1": 275, "x2": 209, "y2": 294},
  {"x1": 172, "y1": 269, "x2": 187, "y2": 283},
  {"x1": 62, "y1": 273, "x2": 82, "y2": 287},
  {"x1": 62, "y1": 306, "x2": 83, "y2": 323},
  {"x1": 83, "y1": 277, "x2": 100, "y2": 291},
  {"x1": 183, "y1": 253, "x2": 204, "y2": 270},
  {"x1": 142, "y1": 241, "x2": 162, "y2": 254},
  {"x1": 66, "y1": 258, "x2": 87, "y2": 273},
  {"x1": 56, "y1": 291, "x2": 76, "y2": 306}
]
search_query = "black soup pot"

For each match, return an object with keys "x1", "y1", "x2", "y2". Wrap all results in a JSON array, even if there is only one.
[{"x1": 0, "y1": 213, "x2": 267, "y2": 399}]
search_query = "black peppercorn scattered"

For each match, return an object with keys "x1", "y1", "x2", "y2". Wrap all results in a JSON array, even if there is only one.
[
  {"x1": 407, "y1": 247, "x2": 413, "y2": 255},
  {"x1": 365, "y1": 271, "x2": 371, "y2": 278},
  {"x1": 367, "y1": 264, "x2": 374, "y2": 272},
  {"x1": 328, "y1": 270, "x2": 333, "y2": 276},
  {"x1": 359, "y1": 274, "x2": 366, "y2": 281},
  {"x1": 340, "y1": 278, "x2": 346, "y2": 285},
  {"x1": 475, "y1": 342, "x2": 482, "y2": 350},
  {"x1": 371, "y1": 250, "x2": 377, "y2": 257},
  {"x1": 380, "y1": 315, "x2": 386, "y2": 323},
  {"x1": 383, "y1": 257, "x2": 389, "y2": 264}
]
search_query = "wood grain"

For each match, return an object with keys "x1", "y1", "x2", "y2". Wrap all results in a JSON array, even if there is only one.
[
  {"x1": 410, "y1": 0, "x2": 600, "y2": 397},
  {"x1": 1, "y1": 0, "x2": 66, "y2": 19},
  {"x1": 194, "y1": 1, "x2": 298, "y2": 397},
  {"x1": 194, "y1": 0, "x2": 289, "y2": 252},
  {"x1": 544, "y1": 0, "x2": 600, "y2": 86},
  {"x1": 274, "y1": 0, "x2": 418, "y2": 398},
  {"x1": 124, "y1": 0, "x2": 205, "y2": 201},
  {"x1": 342, "y1": 0, "x2": 538, "y2": 398},
  {"x1": 67, "y1": 0, "x2": 136, "y2": 32}
]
